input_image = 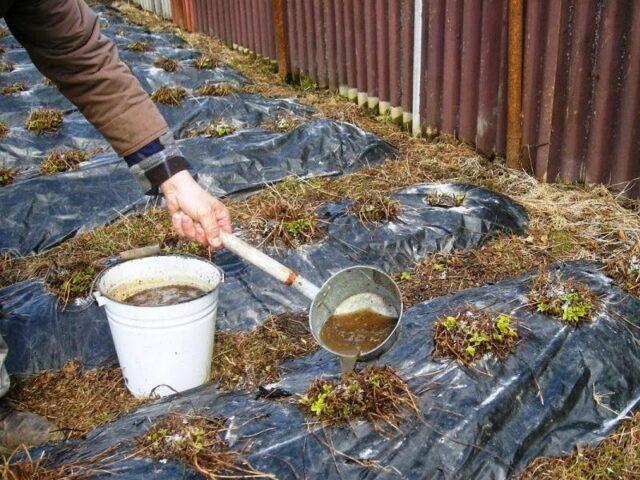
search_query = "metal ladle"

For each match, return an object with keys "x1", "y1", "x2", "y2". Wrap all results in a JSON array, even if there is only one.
[{"x1": 220, "y1": 232, "x2": 403, "y2": 372}]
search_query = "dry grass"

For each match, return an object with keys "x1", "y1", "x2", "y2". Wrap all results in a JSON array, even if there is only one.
[
  {"x1": 519, "y1": 409, "x2": 640, "y2": 479},
  {"x1": 527, "y1": 268, "x2": 599, "y2": 325},
  {"x1": 432, "y1": 309, "x2": 518, "y2": 364},
  {"x1": 126, "y1": 40, "x2": 153, "y2": 52},
  {"x1": 192, "y1": 54, "x2": 218, "y2": 69},
  {"x1": 604, "y1": 241, "x2": 640, "y2": 298},
  {"x1": 25, "y1": 109, "x2": 63, "y2": 134},
  {"x1": 0, "y1": 121, "x2": 7, "y2": 140},
  {"x1": 195, "y1": 81, "x2": 237, "y2": 96},
  {"x1": 1, "y1": 82, "x2": 28, "y2": 95},
  {"x1": 0, "y1": 166, "x2": 17, "y2": 187},
  {"x1": 0, "y1": 60, "x2": 13, "y2": 72},
  {"x1": 8, "y1": 360, "x2": 143, "y2": 439},
  {"x1": 1, "y1": 446, "x2": 110, "y2": 480},
  {"x1": 41, "y1": 77, "x2": 55, "y2": 87},
  {"x1": 153, "y1": 57, "x2": 179, "y2": 72},
  {"x1": 396, "y1": 234, "x2": 554, "y2": 307},
  {"x1": 136, "y1": 414, "x2": 272, "y2": 478},
  {"x1": 0, "y1": 26, "x2": 8, "y2": 38},
  {"x1": 350, "y1": 192, "x2": 400, "y2": 225},
  {"x1": 150, "y1": 85, "x2": 187, "y2": 105},
  {"x1": 212, "y1": 312, "x2": 318, "y2": 391},
  {"x1": 299, "y1": 366, "x2": 418, "y2": 431},
  {"x1": 40, "y1": 149, "x2": 91, "y2": 175}
]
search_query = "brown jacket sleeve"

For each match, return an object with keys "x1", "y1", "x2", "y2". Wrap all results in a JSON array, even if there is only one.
[{"x1": 4, "y1": 0, "x2": 168, "y2": 157}]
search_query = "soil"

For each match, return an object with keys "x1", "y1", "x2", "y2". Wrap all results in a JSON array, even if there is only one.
[
  {"x1": 298, "y1": 365, "x2": 418, "y2": 430},
  {"x1": 319, "y1": 309, "x2": 396, "y2": 356},
  {"x1": 432, "y1": 308, "x2": 519, "y2": 364}
]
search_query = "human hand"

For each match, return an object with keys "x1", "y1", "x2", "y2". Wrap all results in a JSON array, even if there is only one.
[{"x1": 159, "y1": 170, "x2": 231, "y2": 249}]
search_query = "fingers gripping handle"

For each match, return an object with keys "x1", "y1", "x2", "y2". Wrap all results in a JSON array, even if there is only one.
[{"x1": 220, "y1": 232, "x2": 320, "y2": 300}]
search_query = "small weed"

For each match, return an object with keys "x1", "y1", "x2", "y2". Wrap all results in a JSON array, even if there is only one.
[
  {"x1": 137, "y1": 414, "x2": 266, "y2": 478},
  {"x1": 185, "y1": 121, "x2": 235, "y2": 138},
  {"x1": 299, "y1": 366, "x2": 418, "y2": 430},
  {"x1": 1, "y1": 82, "x2": 28, "y2": 95},
  {"x1": 0, "y1": 27, "x2": 7, "y2": 38},
  {"x1": 298, "y1": 75, "x2": 317, "y2": 91},
  {"x1": 153, "y1": 57, "x2": 179, "y2": 72},
  {"x1": 150, "y1": 86, "x2": 187, "y2": 105},
  {"x1": 0, "y1": 121, "x2": 8, "y2": 139},
  {"x1": 351, "y1": 192, "x2": 400, "y2": 225},
  {"x1": 261, "y1": 115, "x2": 305, "y2": 132},
  {"x1": 427, "y1": 190, "x2": 466, "y2": 208},
  {"x1": 42, "y1": 76, "x2": 56, "y2": 87},
  {"x1": 0, "y1": 167, "x2": 17, "y2": 186},
  {"x1": 26, "y1": 109, "x2": 64, "y2": 134},
  {"x1": 46, "y1": 264, "x2": 99, "y2": 304},
  {"x1": 528, "y1": 268, "x2": 599, "y2": 325},
  {"x1": 127, "y1": 40, "x2": 153, "y2": 52},
  {"x1": 212, "y1": 312, "x2": 317, "y2": 390},
  {"x1": 193, "y1": 55, "x2": 218, "y2": 69},
  {"x1": 432, "y1": 309, "x2": 519, "y2": 363},
  {"x1": 196, "y1": 82, "x2": 237, "y2": 96},
  {"x1": 0, "y1": 60, "x2": 13, "y2": 73},
  {"x1": 40, "y1": 149, "x2": 91, "y2": 175}
]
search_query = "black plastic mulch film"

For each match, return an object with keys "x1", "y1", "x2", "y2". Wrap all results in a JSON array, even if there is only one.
[{"x1": 1, "y1": 6, "x2": 639, "y2": 480}]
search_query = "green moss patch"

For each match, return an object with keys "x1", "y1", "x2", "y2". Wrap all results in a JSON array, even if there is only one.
[
  {"x1": 26, "y1": 109, "x2": 64, "y2": 134},
  {"x1": 0, "y1": 166, "x2": 17, "y2": 187},
  {"x1": 432, "y1": 309, "x2": 519, "y2": 363},
  {"x1": 137, "y1": 414, "x2": 267, "y2": 478},
  {"x1": 1, "y1": 82, "x2": 28, "y2": 95},
  {"x1": 212, "y1": 312, "x2": 317, "y2": 390},
  {"x1": 150, "y1": 86, "x2": 187, "y2": 105},
  {"x1": 127, "y1": 40, "x2": 153, "y2": 52},
  {"x1": 153, "y1": 57, "x2": 179, "y2": 72},
  {"x1": 427, "y1": 190, "x2": 466, "y2": 208},
  {"x1": 528, "y1": 268, "x2": 599, "y2": 325},
  {"x1": 351, "y1": 192, "x2": 400, "y2": 225},
  {"x1": 299, "y1": 366, "x2": 418, "y2": 430},
  {"x1": 195, "y1": 81, "x2": 237, "y2": 96},
  {"x1": 40, "y1": 149, "x2": 91, "y2": 175},
  {"x1": 193, "y1": 55, "x2": 219, "y2": 69}
]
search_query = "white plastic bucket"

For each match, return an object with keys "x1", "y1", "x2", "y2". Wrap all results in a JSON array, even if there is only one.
[{"x1": 93, "y1": 255, "x2": 223, "y2": 398}]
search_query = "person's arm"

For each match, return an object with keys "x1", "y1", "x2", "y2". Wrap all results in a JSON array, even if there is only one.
[{"x1": 5, "y1": 0, "x2": 230, "y2": 247}]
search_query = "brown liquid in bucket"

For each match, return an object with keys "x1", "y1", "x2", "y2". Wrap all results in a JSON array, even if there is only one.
[
  {"x1": 319, "y1": 309, "x2": 397, "y2": 356},
  {"x1": 123, "y1": 285, "x2": 206, "y2": 307}
]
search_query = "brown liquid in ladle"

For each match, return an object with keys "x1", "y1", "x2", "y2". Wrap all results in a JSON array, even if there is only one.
[{"x1": 319, "y1": 309, "x2": 397, "y2": 356}]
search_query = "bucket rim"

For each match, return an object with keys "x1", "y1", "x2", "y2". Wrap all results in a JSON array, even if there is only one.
[
  {"x1": 309, "y1": 265, "x2": 404, "y2": 359},
  {"x1": 92, "y1": 253, "x2": 224, "y2": 308}
]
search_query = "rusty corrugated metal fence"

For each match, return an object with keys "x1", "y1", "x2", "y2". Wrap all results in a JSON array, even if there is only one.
[{"x1": 135, "y1": 0, "x2": 639, "y2": 196}]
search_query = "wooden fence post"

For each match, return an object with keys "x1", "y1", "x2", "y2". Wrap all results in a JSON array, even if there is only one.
[{"x1": 273, "y1": 0, "x2": 291, "y2": 81}]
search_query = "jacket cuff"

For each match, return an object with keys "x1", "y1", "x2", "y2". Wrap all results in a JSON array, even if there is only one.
[{"x1": 124, "y1": 131, "x2": 192, "y2": 194}]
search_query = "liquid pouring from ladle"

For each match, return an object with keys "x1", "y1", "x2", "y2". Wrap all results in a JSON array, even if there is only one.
[{"x1": 219, "y1": 231, "x2": 403, "y2": 372}]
